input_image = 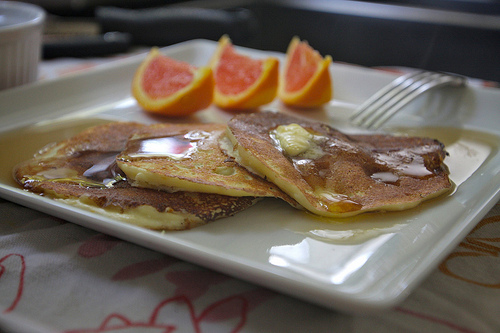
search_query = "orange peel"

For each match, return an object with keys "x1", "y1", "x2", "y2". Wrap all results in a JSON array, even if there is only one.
[
  {"x1": 132, "y1": 47, "x2": 214, "y2": 117},
  {"x1": 210, "y1": 35, "x2": 279, "y2": 110},
  {"x1": 278, "y1": 36, "x2": 332, "y2": 108}
]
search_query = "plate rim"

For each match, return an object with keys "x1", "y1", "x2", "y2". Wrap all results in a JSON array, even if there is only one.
[{"x1": 1, "y1": 39, "x2": 500, "y2": 314}]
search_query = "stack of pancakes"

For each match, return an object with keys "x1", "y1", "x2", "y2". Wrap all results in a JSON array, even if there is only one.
[{"x1": 14, "y1": 112, "x2": 452, "y2": 230}]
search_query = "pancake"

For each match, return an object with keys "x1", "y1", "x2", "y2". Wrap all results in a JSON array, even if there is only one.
[
  {"x1": 116, "y1": 122, "x2": 296, "y2": 205},
  {"x1": 13, "y1": 122, "x2": 259, "y2": 230},
  {"x1": 225, "y1": 112, "x2": 453, "y2": 217}
]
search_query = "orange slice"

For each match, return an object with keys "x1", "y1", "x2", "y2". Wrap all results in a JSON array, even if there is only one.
[
  {"x1": 132, "y1": 47, "x2": 214, "y2": 116},
  {"x1": 210, "y1": 35, "x2": 279, "y2": 110},
  {"x1": 278, "y1": 37, "x2": 332, "y2": 108}
]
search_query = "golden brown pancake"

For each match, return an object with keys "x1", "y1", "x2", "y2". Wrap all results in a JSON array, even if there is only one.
[
  {"x1": 225, "y1": 112, "x2": 453, "y2": 217},
  {"x1": 116, "y1": 122, "x2": 296, "y2": 205},
  {"x1": 13, "y1": 122, "x2": 259, "y2": 230}
]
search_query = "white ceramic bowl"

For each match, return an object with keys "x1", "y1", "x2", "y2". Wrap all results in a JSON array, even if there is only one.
[{"x1": 0, "y1": 1, "x2": 45, "y2": 90}]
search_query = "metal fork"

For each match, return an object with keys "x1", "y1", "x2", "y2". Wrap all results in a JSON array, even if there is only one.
[{"x1": 349, "y1": 71, "x2": 467, "y2": 129}]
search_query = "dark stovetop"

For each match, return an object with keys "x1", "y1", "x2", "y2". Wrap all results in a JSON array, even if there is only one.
[{"x1": 33, "y1": 0, "x2": 500, "y2": 82}]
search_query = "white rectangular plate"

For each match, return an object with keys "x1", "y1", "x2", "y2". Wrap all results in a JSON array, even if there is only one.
[{"x1": 1, "y1": 40, "x2": 499, "y2": 314}]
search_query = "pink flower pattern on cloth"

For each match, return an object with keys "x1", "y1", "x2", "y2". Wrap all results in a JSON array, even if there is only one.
[{"x1": 1, "y1": 197, "x2": 499, "y2": 333}]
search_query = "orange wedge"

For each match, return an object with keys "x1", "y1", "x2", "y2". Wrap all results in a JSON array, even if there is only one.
[
  {"x1": 278, "y1": 37, "x2": 332, "y2": 108},
  {"x1": 132, "y1": 47, "x2": 214, "y2": 116},
  {"x1": 210, "y1": 35, "x2": 279, "y2": 110}
]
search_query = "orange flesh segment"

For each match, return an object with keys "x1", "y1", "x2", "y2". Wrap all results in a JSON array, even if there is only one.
[
  {"x1": 285, "y1": 42, "x2": 321, "y2": 93},
  {"x1": 142, "y1": 56, "x2": 195, "y2": 99},
  {"x1": 215, "y1": 44, "x2": 263, "y2": 95}
]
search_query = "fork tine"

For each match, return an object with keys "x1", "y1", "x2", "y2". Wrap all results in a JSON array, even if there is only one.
[
  {"x1": 350, "y1": 71, "x2": 427, "y2": 124},
  {"x1": 359, "y1": 72, "x2": 440, "y2": 129},
  {"x1": 350, "y1": 71, "x2": 466, "y2": 130},
  {"x1": 368, "y1": 73, "x2": 466, "y2": 129}
]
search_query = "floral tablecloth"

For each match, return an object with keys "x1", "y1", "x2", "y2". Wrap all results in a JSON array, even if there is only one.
[{"x1": 0, "y1": 54, "x2": 499, "y2": 333}]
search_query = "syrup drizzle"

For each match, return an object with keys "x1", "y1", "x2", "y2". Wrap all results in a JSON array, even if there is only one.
[
  {"x1": 120, "y1": 130, "x2": 211, "y2": 160},
  {"x1": 80, "y1": 151, "x2": 125, "y2": 187},
  {"x1": 29, "y1": 150, "x2": 127, "y2": 188}
]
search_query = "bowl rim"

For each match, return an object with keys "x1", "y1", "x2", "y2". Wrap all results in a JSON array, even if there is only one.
[{"x1": 0, "y1": 1, "x2": 45, "y2": 33}]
